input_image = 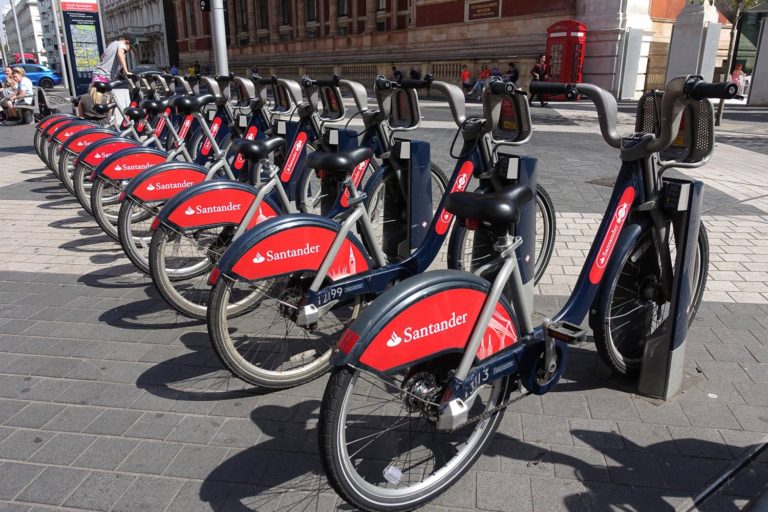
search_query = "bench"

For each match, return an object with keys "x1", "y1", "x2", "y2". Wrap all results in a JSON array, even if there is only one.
[{"x1": 36, "y1": 87, "x2": 74, "y2": 120}]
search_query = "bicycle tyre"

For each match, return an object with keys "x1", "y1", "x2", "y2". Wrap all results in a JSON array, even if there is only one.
[
  {"x1": 447, "y1": 185, "x2": 556, "y2": 285},
  {"x1": 57, "y1": 149, "x2": 78, "y2": 195},
  {"x1": 149, "y1": 224, "x2": 251, "y2": 319},
  {"x1": 592, "y1": 223, "x2": 709, "y2": 376},
  {"x1": 363, "y1": 163, "x2": 448, "y2": 257},
  {"x1": 320, "y1": 363, "x2": 512, "y2": 512},
  {"x1": 73, "y1": 162, "x2": 94, "y2": 215},
  {"x1": 208, "y1": 273, "x2": 362, "y2": 388},
  {"x1": 118, "y1": 196, "x2": 160, "y2": 274},
  {"x1": 46, "y1": 139, "x2": 63, "y2": 178},
  {"x1": 90, "y1": 177, "x2": 123, "y2": 241}
]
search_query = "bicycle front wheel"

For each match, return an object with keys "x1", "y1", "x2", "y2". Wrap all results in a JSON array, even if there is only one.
[
  {"x1": 320, "y1": 361, "x2": 512, "y2": 512},
  {"x1": 208, "y1": 272, "x2": 361, "y2": 388},
  {"x1": 90, "y1": 177, "x2": 124, "y2": 241},
  {"x1": 592, "y1": 223, "x2": 709, "y2": 375},
  {"x1": 73, "y1": 163, "x2": 94, "y2": 215},
  {"x1": 448, "y1": 185, "x2": 556, "y2": 285}
]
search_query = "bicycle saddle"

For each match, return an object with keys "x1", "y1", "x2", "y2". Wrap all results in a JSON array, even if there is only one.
[
  {"x1": 140, "y1": 98, "x2": 170, "y2": 115},
  {"x1": 306, "y1": 147, "x2": 372, "y2": 176},
  {"x1": 231, "y1": 137, "x2": 286, "y2": 162},
  {"x1": 171, "y1": 94, "x2": 216, "y2": 114},
  {"x1": 123, "y1": 107, "x2": 147, "y2": 121},
  {"x1": 445, "y1": 184, "x2": 533, "y2": 225},
  {"x1": 93, "y1": 102, "x2": 117, "y2": 115},
  {"x1": 92, "y1": 80, "x2": 123, "y2": 94}
]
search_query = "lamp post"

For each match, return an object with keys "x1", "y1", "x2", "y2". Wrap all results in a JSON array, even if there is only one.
[{"x1": 10, "y1": 0, "x2": 27, "y2": 63}]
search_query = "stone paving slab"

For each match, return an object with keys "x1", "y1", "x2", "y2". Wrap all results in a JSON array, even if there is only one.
[{"x1": 0, "y1": 108, "x2": 767, "y2": 512}]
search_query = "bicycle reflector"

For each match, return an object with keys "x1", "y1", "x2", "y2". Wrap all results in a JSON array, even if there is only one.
[{"x1": 337, "y1": 329, "x2": 360, "y2": 354}]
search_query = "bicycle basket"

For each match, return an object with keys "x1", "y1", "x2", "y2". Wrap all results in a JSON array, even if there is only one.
[{"x1": 635, "y1": 90, "x2": 715, "y2": 165}]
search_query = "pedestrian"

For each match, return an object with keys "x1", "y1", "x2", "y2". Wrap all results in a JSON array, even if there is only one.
[
  {"x1": 194, "y1": 60, "x2": 201, "y2": 76},
  {"x1": 0, "y1": 67, "x2": 34, "y2": 122},
  {"x1": 76, "y1": 35, "x2": 134, "y2": 119},
  {"x1": 170, "y1": 64, "x2": 178, "y2": 76},
  {"x1": 529, "y1": 54, "x2": 549, "y2": 106},
  {"x1": 252, "y1": 65, "x2": 259, "y2": 77},
  {"x1": 409, "y1": 66, "x2": 421, "y2": 80},
  {"x1": 392, "y1": 66, "x2": 403, "y2": 83},
  {"x1": 491, "y1": 65, "x2": 502, "y2": 78},
  {"x1": 503, "y1": 62, "x2": 519, "y2": 85},
  {"x1": 468, "y1": 64, "x2": 490, "y2": 100},
  {"x1": 459, "y1": 64, "x2": 473, "y2": 93},
  {"x1": 187, "y1": 64, "x2": 195, "y2": 76}
]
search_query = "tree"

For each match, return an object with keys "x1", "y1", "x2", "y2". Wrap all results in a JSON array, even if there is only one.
[{"x1": 694, "y1": 0, "x2": 762, "y2": 125}]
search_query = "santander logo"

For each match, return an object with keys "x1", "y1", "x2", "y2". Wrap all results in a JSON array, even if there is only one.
[
  {"x1": 280, "y1": 132, "x2": 308, "y2": 181},
  {"x1": 146, "y1": 180, "x2": 195, "y2": 192},
  {"x1": 589, "y1": 187, "x2": 635, "y2": 284},
  {"x1": 435, "y1": 161, "x2": 473, "y2": 235},
  {"x1": 251, "y1": 243, "x2": 320, "y2": 264},
  {"x1": 113, "y1": 163, "x2": 153, "y2": 172},
  {"x1": 385, "y1": 312, "x2": 469, "y2": 348},
  {"x1": 184, "y1": 201, "x2": 242, "y2": 216}
]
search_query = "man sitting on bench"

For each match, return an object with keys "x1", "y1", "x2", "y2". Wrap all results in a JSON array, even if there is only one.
[{"x1": 1, "y1": 67, "x2": 34, "y2": 123}]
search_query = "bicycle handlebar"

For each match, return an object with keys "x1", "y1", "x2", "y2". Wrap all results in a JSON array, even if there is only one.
[
  {"x1": 686, "y1": 79, "x2": 738, "y2": 100},
  {"x1": 251, "y1": 74, "x2": 276, "y2": 86},
  {"x1": 528, "y1": 81, "x2": 578, "y2": 99},
  {"x1": 398, "y1": 75, "x2": 434, "y2": 90},
  {"x1": 301, "y1": 74, "x2": 341, "y2": 88}
]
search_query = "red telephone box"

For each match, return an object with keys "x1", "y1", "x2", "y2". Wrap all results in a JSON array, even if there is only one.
[{"x1": 545, "y1": 20, "x2": 588, "y2": 85}]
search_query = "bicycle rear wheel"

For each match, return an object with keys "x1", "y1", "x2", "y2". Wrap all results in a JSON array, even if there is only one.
[
  {"x1": 208, "y1": 273, "x2": 361, "y2": 388},
  {"x1": 90, "y1": 177, "x2": 124, "y2": 241},
  {"x1": 73, "y1": 163, "x2": 94, "y2": 215},
  {"x1": 592, "y1": 224, "x2": 709, "y2": 375},
  {"x1": 118, "y1": 197, "x2": 161, "y2": 274},
  {"x1": 448, "y1": 185, "x2": 556, "y2": 285},
  {"x1": 320, "y1": 360, "x2": 512, "y2": 512}
]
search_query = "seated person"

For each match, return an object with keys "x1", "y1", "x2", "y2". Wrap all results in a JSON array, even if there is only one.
[{"x1": 1, "y1": 67, "x2": 34, "y2": 122}]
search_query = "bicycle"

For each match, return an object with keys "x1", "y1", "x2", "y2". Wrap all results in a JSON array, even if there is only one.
[
  {"x1": 316, "y1": 75, "x2": 737, "y2": 511},
  {"x1": 205, "y1": 76, "x2": 548, "y2": 389}
]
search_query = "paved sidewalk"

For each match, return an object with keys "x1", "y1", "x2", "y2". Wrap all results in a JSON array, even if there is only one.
[{"x1": 0, "y1": 107, "x2": 767, "y2": 512}]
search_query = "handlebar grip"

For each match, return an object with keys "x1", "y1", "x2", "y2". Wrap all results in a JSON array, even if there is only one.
[
  {"x1": 311, "y1": 75, "x2": 341, "y2": 87},
  {"x1": 489, "y1": 80, "x2": 516, "y2": 96},
  {"x1": 529, "y1": 81, "x2": 577, "y2": 97},
  {"x1": 252, "y1": 74, "x2": 275, "y2": 85},
  {"x1": 687, "y1": 80, "x2": 738, "y2": 100},
  {"x1": 375, "y1": 76, "x2": 393, "y2": 91},
  {"x1": 215, "y1": 74, "x2": 234, "y2": 83},
  {"x1": 398, "y1": 74, "x2": 433, "y2": 90}
]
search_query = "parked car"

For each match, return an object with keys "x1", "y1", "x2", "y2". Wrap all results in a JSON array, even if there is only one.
[{"x1": 0, "y1": 64, "x2": 62, "y2": 89}]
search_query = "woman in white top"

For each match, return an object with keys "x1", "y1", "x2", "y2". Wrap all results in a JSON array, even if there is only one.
[{"x1": 1, "y1": 67, "x2": 33, "y2": 121}]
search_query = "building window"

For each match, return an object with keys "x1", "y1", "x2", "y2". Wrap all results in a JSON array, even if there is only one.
[
  {"x1": 307, "y1": 0, "x2": 316, "y2": 21},
  {"x1": 377, "y1": 0, "x2": 385, "y2": 11},
  {"x1": 237, "y1": 0, "x2": 248, "y2": 32},
  {"x1": 280, "y1": 0, "x2": 290, "y2": 25},
  {"x1": 186, "y1": 0, "x2": 197, "y2": 36},
  {"x1": 256, "y1": 0, "x2": 268, "y2": 29},
  {"x1": 338, "y1": 0, "x2": 347, "y2": 16}
]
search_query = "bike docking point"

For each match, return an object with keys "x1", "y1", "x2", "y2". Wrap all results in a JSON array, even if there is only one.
[{"x1": 637, "y1": 178, "x2": 704, "y2": 400}]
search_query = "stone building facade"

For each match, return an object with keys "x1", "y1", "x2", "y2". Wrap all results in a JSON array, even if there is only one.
[
  {"x1": 2, "y1": 0, "x2": 46, "y2": 64},
  {"x1": 174, "y1": 0, "x2": 732, "y2": 98},
  {"x1": 102, "y1": 0, "x2": 175, "y2": 67}
]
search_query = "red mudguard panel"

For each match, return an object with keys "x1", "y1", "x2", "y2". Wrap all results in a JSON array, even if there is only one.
[
  {"x1": 589, "y1": 186, "x2": 635, "y2": 285},
  {"x1": 100, "y1": 152, "x2": 167, "y2": 180},
  {"x1": 166, "y1": 187, "x2": 278, "y2": 230},
  {"x1": 68, "y1": 132, "x2": 114, "y2": 154},
  {"x1": 200, "y1": 116, "x2": 223, "y2": 156},
  {"x1": 280, "y1": 132, "x2": 308, "y2": 182},
  {"x1": 79, "y1": 140, "x2": 139, "y2": 168},
  {"x1": 53, "y1": 123, "x2": 91, "y2": 143},
  {"x1": 359, "y1": 288, "x2": 518, "y2": 373},
  {"x1": 130, "y1": 168, "x2": 208, "y2": 202},
  {"x1": 38, "y1": 114, "x2": 71, "y2": 132},
  {"x1": 231, "y1": 225, "x2": 369, "y2": 282}
]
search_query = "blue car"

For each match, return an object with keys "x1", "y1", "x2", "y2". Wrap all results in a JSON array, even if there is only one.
[{"x1": 0, "y1": 64, "x2": 62, "y2": 89}]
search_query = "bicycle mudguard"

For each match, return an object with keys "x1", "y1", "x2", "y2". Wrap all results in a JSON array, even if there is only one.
[
  {"x1": 155, "y1": 181, "x2": 281, "y2": 232},
  {"x1": 37, "y1": 113, "x2": 74, "y2": 133},
  {"x1": 121, "y1": 162, "x2": 209, "y2": 203},
  {"x1": 61, "y1": 128, "x2": 116, "y2": 156},
  {"x1": 74, "y1": 138, "x2": 141, "y2": 169},
  {"x1": 332, "y1": 270, "x2": 521, "y2": 375},
  {"x1": 92, "y1": 148, "x2": 168, "y2": 182},
  {"x1": 213, "y1": 215, "x2": 372, "y2": 284},
  {"x1": 49, "y1": 121, "x2": 94, "y2": 144}
]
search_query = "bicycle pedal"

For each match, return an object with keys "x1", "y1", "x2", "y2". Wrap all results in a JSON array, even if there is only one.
[{"x1": 546, "y1": 321, "x2": 587, "y2": 344}]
